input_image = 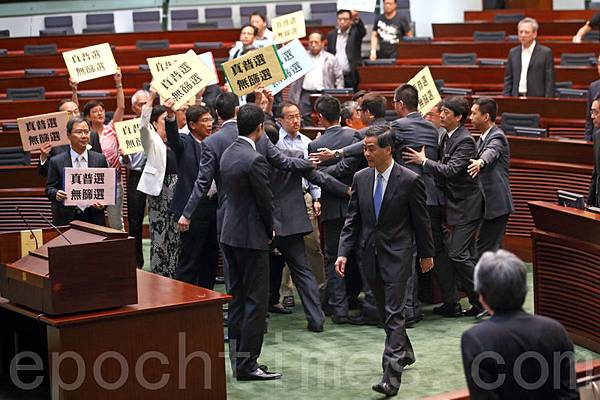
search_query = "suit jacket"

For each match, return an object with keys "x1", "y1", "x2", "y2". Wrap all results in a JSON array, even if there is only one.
[
  {"x1": 219, "y1": 137, "x2": 273, "y2": 250},
  {"x1": 137, "y1": 107, "x2": 167, "y2": 196},
  {"x1": 503, "y1": 43, "x2": 555, "y2": 98},
  {"x1": 288, "y1": 50, "x2": 344, "y2": 104},
  {"x1": 272, "y1": 148, "x2": 349, "y2": 237},
  {"x1": 588, "y1": 131, "x2": 600, "y2": 206},
  {"x1": 326, "y1": 19, "x2": 366, "y2": 70},
  {"x1": 338, "y1": 163, "x2": 434, "y2": 283},
  {"x1": 308, "y1": 125, "x2": 357, "y2": 222},
  {"x1": 423, "y1": 125, "x2": 484, "y2": 225},
  {"x1": 585, "y1": 79, "x2": 600, "y2": 141},
  {"x1": 477, "y1": 126, "x2": 514, "y2": 220},
  {"x1": 45, "y1": 149, "x2": 108, "y2": 226},
  {"x1": 38, "y1": 131, "x2": 102, "y2": 177},
  {"x1": 166, "y1": 118, "x2": 208, "y2": 219},
  {"x1": 461, "y1": 310, "x2": 578, "y2": 400}
]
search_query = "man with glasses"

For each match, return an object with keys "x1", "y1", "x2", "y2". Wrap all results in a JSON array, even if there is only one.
[
  {"x1": 46, "y1": 117, "x2": 109, "y2": 226},
  {"x1": 588, "y1": 94, "x2": 600, "y2": 207},
  {"x1": 326, "y1": 9, "x2": 366, "y2": 91}
]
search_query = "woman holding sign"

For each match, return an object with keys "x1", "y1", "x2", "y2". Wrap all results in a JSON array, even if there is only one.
[{"x1": 137, "y1": 90, "x2": 180, "y2": 278}]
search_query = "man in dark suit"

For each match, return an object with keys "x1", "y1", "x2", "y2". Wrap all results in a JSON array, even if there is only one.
[
  {"x1": 308, "y1": 95, "x2": 358, "y2": 324},
  {"x1": 220, "y1": 104, "x2": 281, "y2": 381},
  {"x1": 336, "y1": 125, "x2": 434, "y2": 397},
  {"x1": 404, "y1": 96, "x2": 485, "y2": 318},
  {"x1": 46, "y1": 117, "x2": 108, "y2": 226},
  {"x1": 326, "y1": 9, "x2": 366, "y2": 91},
  {"x1": 468, "y1": 98, "x2": 514, "y2": 257},
  {"x1": 461, "y1": 250, "x2": 578, "y2": 399},
  {"x1": 584, "y1": 55, "x2": 600, "y2": 141},
  {"x1": 587, "y1": 94, "x2": 600, "y2": 206},
  {"x1": 168, "y1": 104, "x2": 219, "y2": 289},
  {"x1": 38, "y1": 126, "x2": 101, "y2": 177},
  {"x1": 503, "y1": 17, "x2": 554, "y2": 98}
]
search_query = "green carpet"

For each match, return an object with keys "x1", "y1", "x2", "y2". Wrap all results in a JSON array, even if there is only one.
[{"x1": 142, "y1": 240, "x2": 599, "y2": 399}]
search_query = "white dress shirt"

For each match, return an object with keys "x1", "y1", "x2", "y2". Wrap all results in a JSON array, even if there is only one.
[
  {"x1": 335, "y1": 29, "x2": 350, "y2": 74},
  {"x1": 373, "y1": 161, "x2": 394, "y2": 197},
  {"x1": 277, "y1": 127, "x2": 321, "y2": 199},
  {"x1": 480, "y1": 125, "x2": 493, "y2": 142},
  {"x1": 70, "y1": 147, "x2": 89, "y2": 210},
  {"x1": 239, "y1": 135, "x2": 256, "y2": 151},
  {"x1": 518, "y1": 40, "x2": 536, "y2": 94},
  {"x1": 302, "y1": 51, "x2": 326, "y2": 91}
]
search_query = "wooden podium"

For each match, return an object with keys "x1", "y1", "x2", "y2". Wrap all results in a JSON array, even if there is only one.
[
  {"x1": 529, "y1": 201, "x2": 600, "y2": 354},
  {"x1": 0, "y1": 221, "x2": 137, "y2": 315}
]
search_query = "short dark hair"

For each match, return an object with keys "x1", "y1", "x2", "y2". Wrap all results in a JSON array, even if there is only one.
[
  {"x1": 361, "y1": 93, "x2": 387, "y2": 118},
  {"x1": 364, "y1": 124, "x2": 394, "y2": 148},
  {"x1": 249, "y1": 12, "x2": 266, "y2": 22},
  {"x1": 240, "y1": 23, "x2": 258, "y2": 36},
  {"x1": 66, "y1": 117, "x2": 88, "y2": 135},
  {"x1": 215, "y1": 92, "x2": 239, "y2": 120},
  {"x1": 594, "y1": 92, "x2": 600, "y2": 102},
  {"x1": 352, "y1": 90, "x2": 369, "y2": 102},
  {"x1": 237, "y1": 104, "x2": 264, "y2": 137},
  {"x1": 82, "y1": 100, "x2": 105, "y2": 117},
  {"x1": 150, "y1": 105, "x2": 168, "y2": 126},
  {"x1": 276, "y1": 101, "x2": 300, "y2": 118},
  {"x1": 264, "y1": 120, "x2": 280, "y2": 145},
  {"x1": 337, "y1": 9, "x2": 351, "y2": 17},
  {"x1": 474, "y1": 97, "x2": 498, "y2": 121},
  {"x1": 475, "y1": 250, "x2": 528, "y2": 313},
  {"x1": 340, "y1": 101, "x2": 358, "y2": 126},
  {"x1": 186, "y1": 105, "x2": 212, "y2": 129},
  {"x1": 441, "y1": 96, "x2": 470, "y2": 125},
  {"x1": 315, "y1": 94, "x2": 341, "y2": 122},
  {"x1": 394, "y1": 84, "x2": 418, "y2": 111}
]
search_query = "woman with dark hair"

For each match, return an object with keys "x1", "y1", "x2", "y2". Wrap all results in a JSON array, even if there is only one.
[
  {"x1": 137, "y1": 89, "x2": 180, "y2": 278},
  {"x1": 228, "y1": 23, "x2": 258, "y2": 60}
]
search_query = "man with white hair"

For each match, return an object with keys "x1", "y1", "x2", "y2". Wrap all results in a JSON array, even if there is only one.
[
  {"x1": 461, "y1": 250, "x2": 578, "y2": 399},
  {"x1": 503, "y1": 17, "x2": 554, "y2": 97}
]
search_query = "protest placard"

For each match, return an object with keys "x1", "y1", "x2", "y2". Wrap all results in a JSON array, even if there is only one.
[
  {"x1": 17, "y1": 111, "x2": 69, "y2": 151},
  {"x1": 336, "y1": 0, "x2": 377, "y2": 12},
  {"x1": 64, "y1": 167, "x2": 117, "y2": 207},
  {"x1": 272, "y1": 10, "x2": 307, "y2": 44},
  {"x1": 148, "y1": 52, "x2": 219, "y2": 86},
  {"x1": 407, "y1": 66, "x2": 442, "y2": 115},
  {"x1": 267, "y1": 39, "x2": 314, "y2": 95},
  {"x1": 222, "y1": 45, "x2": 286, "y2": 96},
  {"x1": 20, "y1": 229, "x2": 42, "y2": 257},
  {"x1": 114, "y1": 118, "x2": 144, "y2": 155},
  {"x1": 150, "y1": 49, "x2": 217, "y2": 110},
  {"x1": 62, "y1": 43, "x2": 118, "y2": 83}
]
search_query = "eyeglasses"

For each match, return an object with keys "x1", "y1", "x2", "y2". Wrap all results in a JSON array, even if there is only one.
[
  {"x1": 337, "y1": 16, "x2": 350, "y2": 21},
  {"x1": 392, "y1": 99, "x2": 401, "y2": 104},
  {"x1": 71, "y1": 129, "x2": 90, "y2": 135},
  {"x1": 284, "y1": 114, "x2": 302, "y2": 121},
  {"x1": 592, "y1": 110, "x2": 600, "y2": 117},
  {"x1": 200, "y1": 117, "x2": 214, "y2": 123}
]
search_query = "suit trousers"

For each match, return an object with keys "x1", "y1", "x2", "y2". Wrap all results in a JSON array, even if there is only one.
[
  {"x1": 222, "y1": 244, "x2": 269, "y2": 376},
  {"x1": 299, "y1": 89, "x2": 317, "y2": 127},
  {"x1": 126, "y1": 170, "x2": 146, "y2": 268},
  {"x1": 446, "y1": 219, "x2": 481, "y2": 306},
  {"x1": 175, "y1": 197, "x2": 219, "y2": 289},
  {"x1": 322, "y1": 217, "x2": 349, "y2": 317},
  {"x1": 269, "y1": 234, "x2": 325, "y2": 327},
  {"x1": 477, "y1": 214, "x2": 510, "y2": 258},
  {"x1": 404, "y1": 250, "x2": 421, "y2": 320},
  {"x1": 303, "y1": 193, "x2": 325, "y2": 286},
  {"x1": 369, "y1": 258, "x2": 415, "y2": 389},
  {"x1": 428, "y1": 206, "x2": 455, "y2": 305},
  {"x1": 106, "y1": 178, "x2": 124, "y2": 230}
]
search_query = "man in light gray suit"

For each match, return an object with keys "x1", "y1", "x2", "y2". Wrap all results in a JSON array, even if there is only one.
[
  {"x1": 468, "y1": 98, "x2": 514, "y2": 257},
  {"x1": 336, "y1": 125, "x2": 434, "y2": 397}
]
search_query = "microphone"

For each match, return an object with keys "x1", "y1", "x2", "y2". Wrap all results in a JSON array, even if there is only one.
[
  {"x1": 15, "y1": 206, "x2": 39, "y2": 250},
  {"x1": 39, "y1": 213, "x2": 72, "y2": 245}
]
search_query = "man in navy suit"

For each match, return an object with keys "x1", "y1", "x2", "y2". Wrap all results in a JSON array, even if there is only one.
[
  {"x1": 467, "y1": 98, "x2": 514, "y2": 257},
  {"x1": 46, "y1": 117, "x2": 109, "y2": 226},
  {"x1": 168, "y1": 104, "x2": 219, "y2": 289},
  {"x1": 336, "y1": 125, "x2": 434, "y2": 397}
]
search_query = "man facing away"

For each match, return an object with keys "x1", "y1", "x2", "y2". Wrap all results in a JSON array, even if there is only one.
[{"x1": 336, "y1": 125, "x2": 434, "y2": 397}]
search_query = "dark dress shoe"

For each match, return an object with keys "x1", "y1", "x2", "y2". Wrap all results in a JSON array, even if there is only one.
[
  {"x1": 307, "y1": 323, "x2": 324, "y2": 332},
  {"x1": 372, "y1": 382, "x2": 399, "y2": 397},
  {"x1": 282, "y1": 295, "x2": 295, "y2": 308},
  {"x1": 224, "y1": 335, "x2": 229, "y2": 343},
  {"x1": 215, "y1": 276, "x2": 225, "y2": 284},
  {"x1": 347, "y1": 314, "x2": 380, "y2": 326},
  {"x1": 475, "y1": 308, "x2": 489, "y2": 320},
  {"x1": 433, "y1": 302, "x2": 462, "y2": 317},
  {"x1": 269, "y1": 303, "x2": 292, "y2": 314},
  {"x1": 331, "y1": 315, "x2": 349, "y2": 324},
  {"x1": 237, "y1": 367, "x2": 282, "y2": 381},
  {"x1": 463, "y1": 305, "x2": 484, "y2": 317}
]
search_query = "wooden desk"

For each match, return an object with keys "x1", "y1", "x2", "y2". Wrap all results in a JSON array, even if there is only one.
[
  {"x1": 464, "y1": 9, "x2": 597, "y2": 22},
  {"x1": 433, "y1": 21, "x2": 581, "y2": 39},
  {"x1": 529, "y1": 201, "x2": 600, "y2": 354},
  {"x1": 0, "y1": 250, "x2": 230, "y2": 399}
]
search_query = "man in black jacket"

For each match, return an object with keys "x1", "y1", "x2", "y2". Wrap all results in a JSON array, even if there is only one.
[
  {"x1": 588, "y1": 94, "x2": 600, "y2": 206},
  {"x1": 326, "y1": 9, "x2": 366, "y2": 91}
]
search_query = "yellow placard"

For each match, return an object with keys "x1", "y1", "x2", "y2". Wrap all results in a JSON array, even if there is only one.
[
  {"x1": 20, "y1": 229, "x2": 42, "y2": 257},
  {"x1": 222, "y1": 45, "x2": 286, "y2": 96},
  {"x1": 114, "y1": 118, "x2": 144, "y2": 155},
  {"x1": 62, "y1": 43, "x2": 118, "y2": 83},
  {"x1": 147, "y1": 54, "x2": 180, "y2": 79},
  {"x1": 407, "y1": 66, "x2": 442, "y2": 115},
  {"x1": 150, "y1": 49, "x2": 216, "y2": 111},
  {"x1": 17, "y1": 111, "x2": 70, "y2": 151},
  {"x1": 272, "y1": 10, "x2": 306, "y2": 45}
]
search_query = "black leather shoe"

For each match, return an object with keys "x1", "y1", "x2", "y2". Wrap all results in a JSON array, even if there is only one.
[
  {"x1": 215, "y1": 276, "x2": 225, "y2": 284},
  {"x1": 433, "y1": 303, "x2": 462, "y2": 317},
  {"x1": 331, "y1": 315, "x2": 349, "y2": 324},
  {"x1": 269, "y1": 303, "x2": 292, "y2": 314},
  {"x1": 475, "y1": 308, "x2": 489, "y2": 320},
  {"x1": 347, "y1": 314, "x2": 380, "y2": 326},
  {"x1": 282, "y1": 295, "x2": 295, "y2": 308},
  {"x1": 462, "y1": 305, "x2": 484, "y2": 317},
  {"x1": 237, "y1": 367, "x2": 282, "y2": 381},
  {"x1": 372, "y1": 382, "x2": 399, "y2": 397},
  {"x1": 307, "y1": 323, "x2": 324, "y2": 332}
]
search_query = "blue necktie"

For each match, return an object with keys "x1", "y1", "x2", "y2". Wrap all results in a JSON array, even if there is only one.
[{"x1": 374, "y1": 173, "x2": 383, "y2": 219}]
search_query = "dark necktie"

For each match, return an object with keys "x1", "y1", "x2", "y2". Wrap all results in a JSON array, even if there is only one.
[
  {"x1": 439, "y1": 133, "x2": 448, "y2": 161},
  {"x1": 374, "y1": 173, "x2": 383, "y2": 219}
]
